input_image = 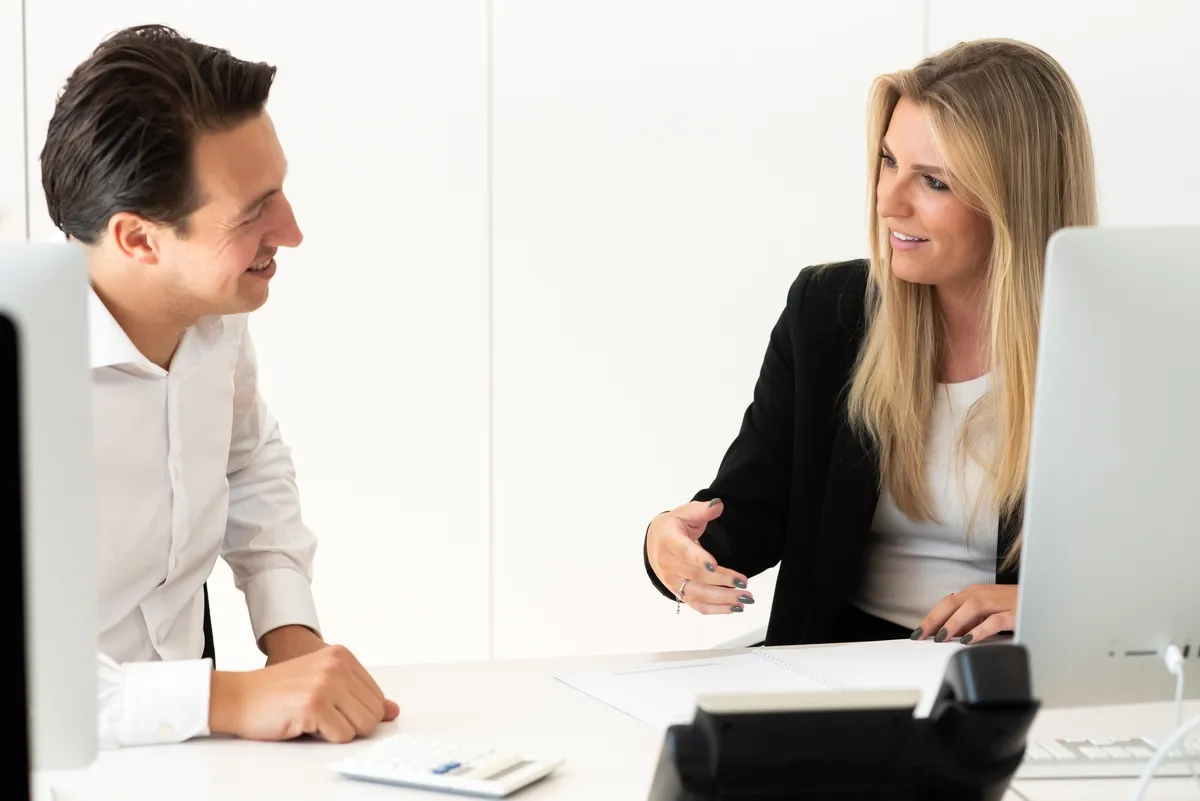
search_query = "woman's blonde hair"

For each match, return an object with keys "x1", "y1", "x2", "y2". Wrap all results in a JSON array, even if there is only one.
[{"x1": 846, "y1": 39, "x2": 1098, "y2": 566}]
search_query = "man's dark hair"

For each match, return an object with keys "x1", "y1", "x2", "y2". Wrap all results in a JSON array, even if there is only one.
[{"x1": 41, "y1": 25, "x2": 277, "y2": 244}]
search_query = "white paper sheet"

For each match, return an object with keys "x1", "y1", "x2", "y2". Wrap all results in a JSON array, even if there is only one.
[
  {"x1": 555, "y1": 652, "x2": 831, "y2": 729},
  {"x1": 555, "y1": 639, "x2": 966, "y2": 729},
  {"x1": 758, "y1": 639, "x2": 965, "y2": 716}
]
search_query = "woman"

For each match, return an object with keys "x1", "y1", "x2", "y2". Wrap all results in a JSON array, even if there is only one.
[{"x1": 643, "y1": 38, "x2": 1098, "y2": 646}]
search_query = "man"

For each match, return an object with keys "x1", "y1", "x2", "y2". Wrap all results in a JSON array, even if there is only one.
[{"x1": 40, "y1": 24, "x2": 398, "y2": 748}]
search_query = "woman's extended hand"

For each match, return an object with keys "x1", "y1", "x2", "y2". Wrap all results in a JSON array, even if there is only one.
[
  {"x1": 645, "y1": 499, "x2": 754, "y2": 614},
  {"x1": 914, "y1": 584, "x2": 1018, "y2": 644}
]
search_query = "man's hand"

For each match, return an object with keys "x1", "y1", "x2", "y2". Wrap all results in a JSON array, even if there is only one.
[
  {"x1": 261, "y1": 625, "x2": 326, "y2": 666},
  {"x1": 209, "y1": 644, "x2": 401, "y2": 743},
  {"x1": 913, "y1": 584, "x2": 1018, "y2": 645}
]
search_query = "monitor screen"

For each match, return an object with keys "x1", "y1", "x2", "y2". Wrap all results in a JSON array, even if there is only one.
[{"x1": 1, "y1": 312, "x2": 32, "y2": 798}]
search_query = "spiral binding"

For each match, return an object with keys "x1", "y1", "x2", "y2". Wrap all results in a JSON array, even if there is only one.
[{"x1": 751, "y1": 650, "x2": 850, "y2": 691}]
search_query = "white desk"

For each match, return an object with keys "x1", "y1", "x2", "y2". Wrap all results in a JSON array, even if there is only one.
[{"x1": 39, "y1": 647, "x2": 1199, "y2": 801}]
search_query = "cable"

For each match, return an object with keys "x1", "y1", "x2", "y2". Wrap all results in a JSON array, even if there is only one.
[
  {"x1": 1167, "y1": 645, "x2": 1198, "y2": 788},
  {"x1": 1175, "y1": 666, "x2": 1185, "y2": 726},
  {"x1": 1130, "y1": 713, "x2": 1200, "y2": 801},
  {"x1": 1163, "y1": 644, "x2": 1185, "y2": 728},
  {"x1": 1130, "y1": 644, "x2": 1198, "y2": 801}
]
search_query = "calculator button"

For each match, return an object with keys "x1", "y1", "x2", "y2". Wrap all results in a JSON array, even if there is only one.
[{"x1": 459, "y1": 752, "x2": 523, "y2": 779}]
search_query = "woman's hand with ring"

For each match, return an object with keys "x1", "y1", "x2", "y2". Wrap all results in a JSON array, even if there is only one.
[{"x1": 646, "y1": 499, "x2": 753, "y2": 614}]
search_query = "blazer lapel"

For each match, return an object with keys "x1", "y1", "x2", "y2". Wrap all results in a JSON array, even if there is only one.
[
  {"x1": 996, "y1": 500, "x2": 1023, "y2": 585},
  {"x1": 804, "y1": 421, "x2": 881, "y2": 638}
]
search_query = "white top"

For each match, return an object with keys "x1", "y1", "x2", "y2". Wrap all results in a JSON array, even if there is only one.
[
  {"x1": 89, "y1": 289, "x2": 320, "y2": 749},
  {"x1": 854, "y1": 373, "x2": 998, "y2": 631}
]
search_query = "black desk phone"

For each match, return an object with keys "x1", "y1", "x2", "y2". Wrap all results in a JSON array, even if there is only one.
[{"x1": 647, "y1": 643, "x2": 1039, "y2": 801}]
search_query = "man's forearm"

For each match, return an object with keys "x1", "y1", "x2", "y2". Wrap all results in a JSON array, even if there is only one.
[{"x1": 260, "y1": 624, "x2": 324, "y2": 665}]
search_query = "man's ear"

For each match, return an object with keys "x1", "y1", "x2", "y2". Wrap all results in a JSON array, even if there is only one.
[{"x1": 106, "y1": 213, "x2": 164, "y2": 265}]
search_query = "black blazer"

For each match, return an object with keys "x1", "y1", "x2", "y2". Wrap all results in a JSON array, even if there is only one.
[{"x1": 645, "y1": 259, "x2": 1021, "y2": 646}]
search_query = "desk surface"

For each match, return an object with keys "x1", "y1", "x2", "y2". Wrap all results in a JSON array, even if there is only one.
[{"x1": 41, "y1": 646, "x2": 1199, "y2": 801}]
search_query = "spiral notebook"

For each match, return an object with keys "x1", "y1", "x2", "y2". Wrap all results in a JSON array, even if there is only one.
[{"x1": 554, "y1": 639, "x2": 964, "y2": 730}]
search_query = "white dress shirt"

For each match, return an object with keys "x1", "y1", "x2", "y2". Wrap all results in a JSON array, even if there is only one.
[
  {"x1": 90, "y1": 289, "x2": 320, "y2": 749},
  {"x1": 854, "y1": 374, "x2": 999, "y2": 630}
]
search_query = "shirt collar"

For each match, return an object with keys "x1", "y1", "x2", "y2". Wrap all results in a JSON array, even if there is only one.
[
  {"x1": 88, "y1": 287, "x2": 148, "y2": 369},
  {"x1": 88, "y1": 286, "x2": 230, "y2": 374}
]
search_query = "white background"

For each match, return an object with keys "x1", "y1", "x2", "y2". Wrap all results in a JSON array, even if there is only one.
[
  {"x1": 0, "y1": 0, "x2": 25, "y2": 242},
  {"x1": 3, "y1": 0, "x2": 1196, "y2": 669}
]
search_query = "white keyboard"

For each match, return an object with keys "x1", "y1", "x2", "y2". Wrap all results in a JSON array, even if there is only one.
[
  {"x1": 1017, "y1": 736, "x2": 1200, "y2": 779},
  {"x1": 329, "y1": 733, "x2": 564, "y2": 797}
]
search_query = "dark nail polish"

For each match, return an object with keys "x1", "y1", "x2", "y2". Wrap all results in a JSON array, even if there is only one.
[
  {"x1": 960, "y1": 634, "x2": 974, "y2": 645},
  {"x1": 708, "y1": 498, "x2": 723, "y2": 507},
  {"x1": 733, "y1": 578, "x2": 747, "y2": 589},
  {"x1": 910, "y1": 627, "x2": 923, "y2": 640},
  {"x1": 934, "y1": 628, "x2": 949, "y2": 643},
  {"x1": 731, "y1": 605, "x2": 743, "y2": 613},
  {"x1": 738, "y1": 595, "x2": 755, "y2": 604},
  {"x1": 704, "y1": 562, "x2": 715, "y2": 572}
]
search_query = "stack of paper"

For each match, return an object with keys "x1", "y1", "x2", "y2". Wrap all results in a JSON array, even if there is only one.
[{"x1": 555, "y1": 639, "x2": 964, "y2": 729}]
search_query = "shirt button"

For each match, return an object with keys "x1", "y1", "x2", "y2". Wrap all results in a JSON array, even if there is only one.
[
  {"x1": 173, "y1": 555, "x2": 180, "y2": 570},
  {"x1": 158, "y1": 723, "x2": 174, "y2": 738}
]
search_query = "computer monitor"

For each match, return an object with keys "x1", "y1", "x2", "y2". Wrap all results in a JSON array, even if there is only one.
[
  {"x1": 0, "y1": 243, "x2": 97, "y2": 772},
  {"x1": 1016, "y1": 225, "x2": 1200, "y2": 708}
]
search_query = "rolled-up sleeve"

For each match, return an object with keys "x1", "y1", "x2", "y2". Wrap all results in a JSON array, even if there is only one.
[
  {"x1": 222, "y1": 319, "x2": 320, "y2": 644},
  {"x1": 97, "y1": 653, "x2": 212, "y2": 749}
]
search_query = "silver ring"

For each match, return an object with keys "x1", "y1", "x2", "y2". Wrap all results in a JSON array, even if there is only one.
[{"x1": 677, "y1": 578, "x2": 690, "y2": 600}]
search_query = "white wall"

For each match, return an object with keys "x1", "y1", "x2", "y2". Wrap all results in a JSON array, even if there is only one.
[
  {"x1": 23, "y1": 1, "x2": 491, "y2": 670},
  {"x1": 0, "y1": 0, "x2": 25, "y2": 243},
  {"x1": 928, "y1": 0, "x2": 1200, "y2": 226},
  {"x1": 10, "y1": 1, "x2": 1200, "y2": 669},
  {"x1": 489, "y1": 0, "x2": 926, "y2": 659}
]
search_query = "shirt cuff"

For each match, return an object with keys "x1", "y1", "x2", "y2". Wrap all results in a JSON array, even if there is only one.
[
  {"x1": 242, "y1": 566, "x2": 322, "y2": 644},
  {"x1": 118, "y1": 659, "x2": 212, "y2": 746}
]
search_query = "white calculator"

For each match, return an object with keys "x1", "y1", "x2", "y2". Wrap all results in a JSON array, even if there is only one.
[{"x1": 329, "y1": 733, "x2": 564, "y2": 797}]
